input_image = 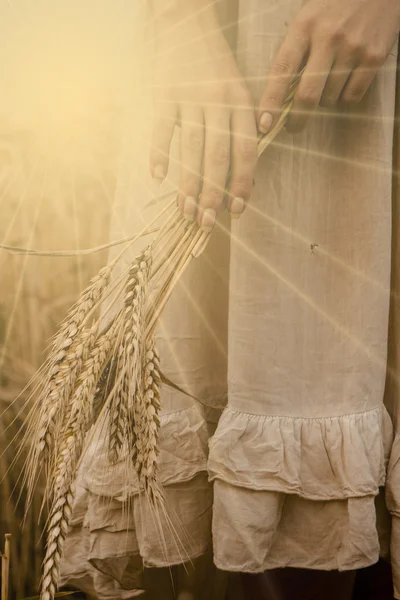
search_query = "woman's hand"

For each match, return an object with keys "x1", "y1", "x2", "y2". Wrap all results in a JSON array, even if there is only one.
[
  {"x1": 258, "y1": 0, "x2": 400, "y2": 133},
  {"x1": 150, "y1": 2, "x2": 258, "y2": 231}
]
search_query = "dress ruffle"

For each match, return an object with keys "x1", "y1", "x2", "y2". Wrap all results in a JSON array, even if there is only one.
[
  {"x1": 212, "y1": 481, "x2": 389, "y2": 573},
  {"x1": 81, "y1": 404, "x2": 209, "y2": 499},
  {"x1": 209, "y1": 405, "x2": 393, "y2": 500},
  {"x1": 60, "y1": 404, "x2": 213, "y2": 592},
  {"x1": 59, "y1": 485, "x2": 144, "y2": 599},
  {"x1": 209, "y1": 405, "x2": 394, "y2": 573}
]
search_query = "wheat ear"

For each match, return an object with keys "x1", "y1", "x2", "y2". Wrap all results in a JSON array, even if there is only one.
[
  {"x1": 40, "y1": 324, "x2": 115, "y2": 600},
  {"x1": 108, "y1": 248, "x2": 152, "y2": 464},
  {"x1": 32, "y1": 267, "x2": 111, "y2": 460},
  {"x1": 134, "y1": 335, "x2": 161, "y2": 498},
  {"x1": 24, "y1": 325, "x2": 97, "y2": 506}
]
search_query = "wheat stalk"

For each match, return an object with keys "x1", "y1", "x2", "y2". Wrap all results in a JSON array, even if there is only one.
[
  {"x1": 38, "y1": 326, "x2": 97, "y2": 447},
  {"x1": 23, "y1": 267, "x2": 112, "y2": 498},
  {"x1": 134, "y1": 335, "x2": 161, "y2": 497},
  {"x1": 107, "y1": 369, "x2": 130, "y2": 464},
  {"x1": 107, "y1": 248, "x2": 152, "y2": 463},
  {"x1": 40, "y1": 323, "x2": 116, "y2": 600},
  {"x1": 40, "y1": 463, "x2": 74, "y2": 600},
  {"x1": 12, "y1": 75, "x2": 302, "y2": 600},
  {"x1": 24, "y1": 326, "x2": 97, "y2": 505}
]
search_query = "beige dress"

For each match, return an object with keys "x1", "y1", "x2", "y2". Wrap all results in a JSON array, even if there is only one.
[
  {"x1": 207, "y1": 0, "x2": 399, "y2": 590},
  {"x1": 61, "y1": 0, "x2": 400, "y2": 597},
  {"x1": 60, "y1": 5, "x2": 229, "y2": 596}
]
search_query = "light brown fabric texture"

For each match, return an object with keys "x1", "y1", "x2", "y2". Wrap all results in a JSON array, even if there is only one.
[
  {"x1": 61, "y1": 0, "x2": 400, "y2": 597},
  {"x1": 208, "y1": 0, "x2": 398, "y2": 584}
]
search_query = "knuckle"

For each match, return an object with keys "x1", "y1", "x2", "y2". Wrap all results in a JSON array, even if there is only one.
[
  {"x1": 184, "y1": 128, "x2": 203, "y2": 152},
  {"x1": 329, "y1": 27, "x2": 345, "y2": 44},
  {"x1": 345, "y1": 38, "x2": 365, "y2": 57},
  {"x1": 201, "y1": 186, "x2": 224, "y2": 209},
  {"x1": 238, "y1": 139, "x2": 258, "y2": 164},
  {"x1": 342, "y1": 88, "x2": 363, "y2": 105},
  {"x1": 363, "y1": 47, "x2": 386, "y2": 67},
  {"x1": 295, "y1": 14, "x2": 314, "y2": 32},
  {"x1": 180, "y1": 174, "x2": 200, "y2": 195},
  {"x1": 270, "y1": 58, "x2": 294, "y2": 79},
  {"x1": 208, "y1": 141, "x2": 230, "y2": 166},
  {"x1": 296, "y1": 85, "x2": 320, "y2": 106},
  {"x1": 319, "y1": 22, "x2": 345, "y2": 43},
  {"x1": 230, "y1": 175, "x2": 253, "y2": 199}
]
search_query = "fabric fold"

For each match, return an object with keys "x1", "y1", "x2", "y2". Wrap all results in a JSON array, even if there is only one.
[
  {"x1": 59, "y1": 486, "x2": 144, "y2": 599},
  {"x1": 209, "y1": 405, "x2": 395, "y2": 573},
  {"x1": 60, "y1": 403, "x2": 213, "y2": 589},
  {"x1": 212, "y1": 482, "x2": 384, "y2": 573},
  {"x1": 209, "y1": 406, "x2": 393, "y2": 500},
  {"x1": 81, "y1": 403, "x2": 209, "y2": 499}
]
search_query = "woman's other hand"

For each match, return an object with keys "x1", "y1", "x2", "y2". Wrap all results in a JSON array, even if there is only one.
[
  {"x1": 258, "y1": 0, "x2": 400, "y2": 133},
  {"x1": 150, "y1": 1, "x2": 258, "y2": 231}
]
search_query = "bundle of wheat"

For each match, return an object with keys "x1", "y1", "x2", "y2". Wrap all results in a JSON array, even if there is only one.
[{"x1": 13, "y1": 74, "x2": 300, "y2": 600}]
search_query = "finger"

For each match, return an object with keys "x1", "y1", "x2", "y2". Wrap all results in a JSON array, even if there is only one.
[
  {"x1": 197, "y1": 110, "x2": 231, "y2": 232},
  {"x1": 320, "y1": 58, "x2": 353, "y2": 107},
  {"x1": 149, "y1": 100, "x2": 177, "y2": 181},
  {"x1": 340, "y1": 64, "x2": 379, "y2": 105},
  {"x1": 286, "y1": 47, "x2": 334, "y2": 132},
  {"x1": 178, "y1": 107, "x2": 204, "y2": 220},
  {"x1": 258, "y1": 25, "x2": 309, "y2": 134},
  {"x1": 227, "y1": 104, "x2": 258, "y2": 219}
]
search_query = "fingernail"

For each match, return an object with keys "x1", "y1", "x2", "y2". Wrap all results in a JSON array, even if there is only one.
[
  {"x1": 230, "y1": 197, "x2": 244, "y2": 218},
  {"x1": 183, "y1": 196, "x2": 196, "y2": 221},
  {"x1": 259, "y1": 112, "x2": 273, "y2": 134},
  {"x1": 201, "y1": 208, "x2": 216, "y2": 233},
  {"x1": 153, "y1": 164, "x2": 166, "y2": 181}
]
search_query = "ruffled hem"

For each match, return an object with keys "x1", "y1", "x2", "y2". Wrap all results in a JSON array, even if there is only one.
[
  {"x1": 208, "y1": 405, "x2": 393, "y2": 500},
  {"x1": 212, "y1": 480, "x2": 385, "y2": 573},
  {"x1": 60, "y1": 518, "x2": 144, "y2": 599},
  {"x1": 81, "y1": 403, "x2": 209, "y2": 498},
  {"x1": 60, "y1": 470, "x2": 213, "y2": 589}
]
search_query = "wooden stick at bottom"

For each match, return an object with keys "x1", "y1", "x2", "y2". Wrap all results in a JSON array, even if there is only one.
[{"x1": 1, "y1": 534, "x2": 11, "y2": 600}]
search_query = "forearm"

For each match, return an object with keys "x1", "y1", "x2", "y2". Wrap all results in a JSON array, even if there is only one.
[
  {"x1": 149, "y1": 0, "x2": 219, "y2": 24},
  {"x1": 149, "y1": 0, "x2": 222, "y2": 45},
  {"x1": 150, "y1": 0, "x2": 234, "y2": 75}
]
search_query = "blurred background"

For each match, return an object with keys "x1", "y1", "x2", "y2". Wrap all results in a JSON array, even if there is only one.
[{"x1": 0, "y1": 1, "x2": 143, "y2": 596}]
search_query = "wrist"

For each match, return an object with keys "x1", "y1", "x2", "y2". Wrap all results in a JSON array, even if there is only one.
[
  {"x1": 150, "y1": 0, "x2": 239, "y2": 78},
  {"x1": 150, "y1": 0, "x2": 219, "y2": 23},
  {"x1": 151, "y1": 0, "x2": 221, "y2": 39}
]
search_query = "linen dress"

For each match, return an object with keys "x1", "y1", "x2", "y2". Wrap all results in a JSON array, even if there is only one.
[
  {"x1": 61, "y1": 0, "x2": 400, "y2": 597},
  {"x1": 60, "y1": 4, "x2": 229, "y2": 596},
  {"x1": 209, "y1": 0, "x2": 400, "y2": 586},
  {"x1": 206, "y1": 4, "x2": 400, "y2": 599}
]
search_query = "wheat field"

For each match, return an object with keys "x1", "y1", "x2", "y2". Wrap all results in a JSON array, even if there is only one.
[
  {"x1": 0, "y1": 119, "x2": 119, "y2": 598},
  {"x1": 0, "y1": 3, "x2": 141, "y2": 596}
]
